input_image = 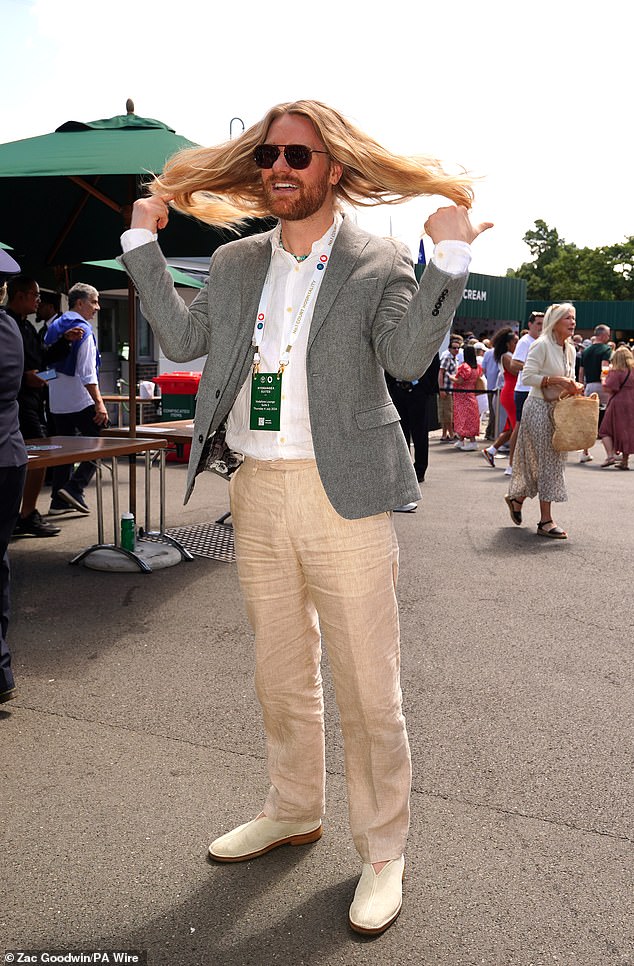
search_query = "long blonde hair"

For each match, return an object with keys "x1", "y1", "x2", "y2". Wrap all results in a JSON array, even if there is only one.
[
  {"x1": 150, "y1": 100, "x2": 474, "y2": 227},
  {"x1": 610, "y1": 346, "x2": 634, "y2": 371}
]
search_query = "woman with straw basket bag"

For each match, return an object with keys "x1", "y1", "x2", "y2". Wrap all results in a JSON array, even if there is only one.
[{"x1": 504, "y1": 303, "x2": 584, "y2": 539}]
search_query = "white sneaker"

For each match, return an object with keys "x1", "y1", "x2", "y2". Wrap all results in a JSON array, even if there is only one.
[
  {"x1": 453, "y1": 440, "x2": 464, "y2": 449},
  {"x1": 504, "y1": 466, "x2": 513, "y2": 476},
  {"x1": 579, "y1": 454, "x2": 593, "y2": 463},
  {"x1": 459, "y1": 441, "x2": 478, "y2": 451}
]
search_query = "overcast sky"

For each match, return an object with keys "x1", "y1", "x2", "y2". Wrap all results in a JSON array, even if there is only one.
[{"x1": 4, "y1": 0, "x2": 632, "y2": 278}]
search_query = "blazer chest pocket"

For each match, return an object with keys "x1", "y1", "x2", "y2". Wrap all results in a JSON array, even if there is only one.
[{"x1": 355, "y1": 402, "x2": 400, "y2": 430}]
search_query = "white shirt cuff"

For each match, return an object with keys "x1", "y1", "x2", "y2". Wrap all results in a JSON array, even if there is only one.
[
  {"x1": 431, "y1": 240, "x2": 472, "y2": 277},
  {"x1": 120, "y1": 228, "x2": 158, "y2": 252}
]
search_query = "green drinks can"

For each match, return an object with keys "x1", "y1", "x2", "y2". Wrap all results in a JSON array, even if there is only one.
[{"x1": 121, "y1": 512, "x2": 135, "y2": 551}]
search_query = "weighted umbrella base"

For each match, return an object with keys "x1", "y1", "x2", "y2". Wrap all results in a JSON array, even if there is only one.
[{"x1": 76, "y1": 537, "x2": 183, "y2": 572}]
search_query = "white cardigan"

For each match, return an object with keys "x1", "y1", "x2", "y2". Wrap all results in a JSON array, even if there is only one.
[{"x1": 522, "y1": 336, "x2": 576, "y2": 399}]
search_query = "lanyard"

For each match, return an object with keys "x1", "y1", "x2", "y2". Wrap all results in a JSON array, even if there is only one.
[{"x1": 251, "y1": 217, "x2": 341, "y2": 376}]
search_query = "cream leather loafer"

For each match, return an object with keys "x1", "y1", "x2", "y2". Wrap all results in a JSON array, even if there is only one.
[
  {"x1": 208, "y1": 816, "x2": 322, "y2": 863},
  {"x1": 348, "y1": 855, "x2": 405, "y2": 934}
]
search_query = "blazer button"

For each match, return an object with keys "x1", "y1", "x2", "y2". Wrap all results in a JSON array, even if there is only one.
[
  {"x1": 215, "y1": 389, "x2": 220, "y2": 398},
  {"x1": 432, "y1": 309, "x2": 439, "y2": 317},
  {"x1": 198, "y1": 434, "x2": 204, "y2": 443},
  {"x1": 442, "y1": 288, "x2": 449, "y2": 296}
]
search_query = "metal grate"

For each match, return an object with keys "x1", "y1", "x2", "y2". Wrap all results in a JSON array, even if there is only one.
[{"x1": 164, "y1": 521, "x2": 235, "y2": 562}]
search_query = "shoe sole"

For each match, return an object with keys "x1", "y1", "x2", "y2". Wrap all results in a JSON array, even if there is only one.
[
  {"x1": 349, "y1": 904, "x2": 403, "y2": 936},
  {"x1": 57, "y1": 489, "x2": 90, "y2": 514},
  {"x1": 13, "y1": 526, "x2": 61, "y2": 537},
  {"x1": 47, "y1": 507, "x2": 74, "y2": 516},
  {"x1": 0, "y1": 689, "x2": 17, "y2": 704},
  {"x1": 208, "y1": 824, "x2": 322, "y2": 863}
]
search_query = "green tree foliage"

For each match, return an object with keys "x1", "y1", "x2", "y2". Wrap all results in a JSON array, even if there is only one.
[{"x1": 506, "y1": 220, "x2": 634, "y2": 301}]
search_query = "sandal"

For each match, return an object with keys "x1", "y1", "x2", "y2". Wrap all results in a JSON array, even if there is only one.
[
  {"x1": 616, "y1": 462, "x2": 630, "y2": 470},
  {"x1": 537, "y1": 519, "x2": 567, "y2": 539},
  {"x1": 601, "y1": 457, "x2": 618, "y2": 467},
  {"x1": 504, "y1": 494, "x2": 523, "y2": 525}
]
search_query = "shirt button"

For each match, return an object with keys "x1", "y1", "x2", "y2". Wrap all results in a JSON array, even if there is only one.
[
  {"x1": 287, "y1": 306, "x2": 293, "y2": 312},
  {"x1": 280, "y1": 437, "x2": 285, "y2": 443}
]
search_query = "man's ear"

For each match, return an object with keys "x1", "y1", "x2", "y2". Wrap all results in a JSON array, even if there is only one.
[{"x1": 329, "y1": 161, "x2": 343, "y2": 187}]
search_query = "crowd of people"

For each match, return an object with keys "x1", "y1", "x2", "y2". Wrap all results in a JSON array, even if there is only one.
[{"x1": 432, "y1": 311, "x2": 633, "y2": 540}]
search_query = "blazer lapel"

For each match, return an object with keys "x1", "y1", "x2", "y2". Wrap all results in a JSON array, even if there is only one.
[
  {"x1": 308, "y1": 217, "x2": 368, "y2": 349},
  {"x1": 241, "y1": 231, "x2": 274, "y2": 329}
]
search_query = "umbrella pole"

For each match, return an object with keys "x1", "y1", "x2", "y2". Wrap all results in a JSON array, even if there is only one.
[
  {"x1": 127, "y1": 277, "x2": 137, "y2": 517},
  {"x1": 125, "y1": 174, "x2": 138, "y2": 518}
]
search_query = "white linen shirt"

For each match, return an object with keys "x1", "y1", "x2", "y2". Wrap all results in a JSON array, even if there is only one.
[
  {"x1": 225, "y1": 216, "x2": 342, "y2": 459},
  {"x1": 121, "y1": 220, "x2": 472, "y2": 459}
]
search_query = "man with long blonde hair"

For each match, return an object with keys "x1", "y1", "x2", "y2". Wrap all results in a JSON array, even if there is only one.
[{"x1": 121, "y1": 99, "x2": 492, "y2": 935}]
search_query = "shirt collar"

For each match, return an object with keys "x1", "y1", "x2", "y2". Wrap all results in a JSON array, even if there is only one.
[{"x1": 271, "y1": 212, "x2": 343, "y2": 259}]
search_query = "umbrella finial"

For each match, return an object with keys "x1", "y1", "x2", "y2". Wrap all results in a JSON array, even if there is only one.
[{"x1": 126, "y1": 98, "x2": 135, "y2": 115}]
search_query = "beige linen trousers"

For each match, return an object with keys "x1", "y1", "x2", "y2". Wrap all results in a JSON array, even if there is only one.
[{"x1": 230, "y1": 457, "x2": 412, "y2": 864}]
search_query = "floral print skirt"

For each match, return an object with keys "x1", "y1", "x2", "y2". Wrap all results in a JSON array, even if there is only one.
[{"x1": 509, "y1": 396, "x2": 568, "y2": 503}]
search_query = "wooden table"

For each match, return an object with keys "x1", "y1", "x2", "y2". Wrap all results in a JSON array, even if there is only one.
[
  {"x1": 25, "y1": 436, "x2": 192, "y2": 572},
  {"x1": 102, "y1": 394, "x2": 158, "y2": 428},
  {"x1": 102, "y1": 418, "x2": 194, "y2": 458}
]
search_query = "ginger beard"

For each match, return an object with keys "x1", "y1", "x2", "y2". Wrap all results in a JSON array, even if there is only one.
[{"x1": 262, "y1": 164, "x2": 334, "y2": 222}]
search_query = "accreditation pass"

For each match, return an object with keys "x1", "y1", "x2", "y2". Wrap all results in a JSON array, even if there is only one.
[{"x1": 250, "y1": 371, "x2": 282, "y2": 431}]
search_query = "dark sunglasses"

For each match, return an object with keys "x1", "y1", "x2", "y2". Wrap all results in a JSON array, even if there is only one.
[{"x1": 253, "y1": 143, "x2": 329, "y2": 170}]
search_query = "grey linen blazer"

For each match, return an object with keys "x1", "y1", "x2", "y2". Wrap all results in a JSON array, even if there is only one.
[{"x1": 120, "y1": 216, "x2": 467, "y2": 519}]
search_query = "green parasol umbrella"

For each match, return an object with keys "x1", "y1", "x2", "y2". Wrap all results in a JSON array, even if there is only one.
[
  {"x1": 0, "y1": 102, "x2": 228, "y2": 268},
  {"x1": 83, "y1": 259, "x2": 204, "y2": 290}
]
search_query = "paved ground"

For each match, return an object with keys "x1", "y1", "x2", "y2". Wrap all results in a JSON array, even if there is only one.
[{"x1": 3, "y1": 435, "x2": 633, "y2": 966}]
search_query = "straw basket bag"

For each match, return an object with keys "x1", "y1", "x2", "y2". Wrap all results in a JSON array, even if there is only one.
[{"x1": 552, "y1": 392, "x2": 600, "y2": 452}]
